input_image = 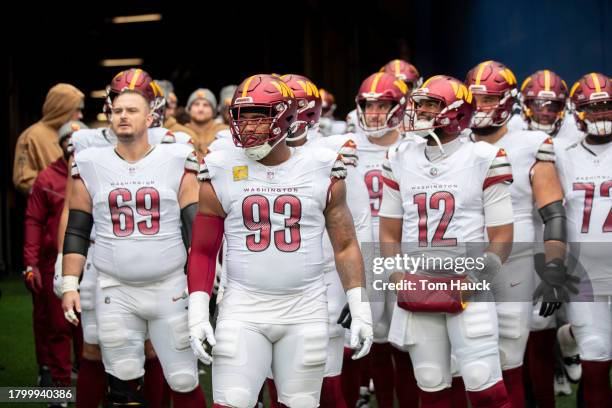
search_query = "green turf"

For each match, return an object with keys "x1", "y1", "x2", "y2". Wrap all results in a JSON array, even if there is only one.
[{"x1": 0, "y1": 276, "x2": 581, "y2": 407}]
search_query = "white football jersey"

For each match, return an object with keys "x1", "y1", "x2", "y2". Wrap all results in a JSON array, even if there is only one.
[
  {"x1": 70, "y1": 126, "x2": 190, "y2": 154},
  {"x1": 200, "y1": 146, "x2": 347, "y2": 323},
  {"x1": 72, "y1": 143, "x2": 199, "y2": 286},
  {"x1": 384, "y1": 137, "x2": 512, "y2": 258},
  {"x1": 215, "y1": 128, "x2": 232, "y2": 140},
  {"x1": 347, "y1": 132, "x2": 403, "y2": 242},
  {"x1": 556, "y1": 139, "x2": 612, "y2": 295},
  {"x1": 309, "y1": 134, "x2": 373, "y2": 261},
  {"x1": 319, "y1": 117, "x2": 347, "y2": 137},
  {"x1": 474, "y1": 129, "x2": 555, "y2": 247},
  {"x1": 507, "y1": 114, "x2": 584, "y2": 145},
  {"x1": 345, "y1": 110, "x2": 358, "y2": 134}
]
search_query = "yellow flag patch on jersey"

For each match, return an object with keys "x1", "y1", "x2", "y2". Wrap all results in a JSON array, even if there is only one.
[{"x1": 233, "y1": 165, "x2": 248, "y2": 181}]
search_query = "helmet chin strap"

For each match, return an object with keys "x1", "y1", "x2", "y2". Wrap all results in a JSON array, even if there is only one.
[{"x1": 426, "y1": 129, "x2": 446, "y2": 156}]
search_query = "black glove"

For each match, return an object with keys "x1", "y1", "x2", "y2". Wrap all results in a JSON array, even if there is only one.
[
  {"x1": 337, "y1": 303, "x2": 352, "y2": 329},
  {"x1": 532, "y1": 254, "x2": 580, "y2": 317}
]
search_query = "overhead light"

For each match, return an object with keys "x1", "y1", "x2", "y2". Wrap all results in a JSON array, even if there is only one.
[
  {"x1": 100, "y1": 58, "x2": 143, "y2": 67},
  {"x1": 96, "y1": 113, "x2": 108, "y2": 122},
  {"x1": 90, "y1": 90, "x2": 107, "y2": 98},
  {"x1": 112, "y1": 14, "x2": 162, "y2": 24}
]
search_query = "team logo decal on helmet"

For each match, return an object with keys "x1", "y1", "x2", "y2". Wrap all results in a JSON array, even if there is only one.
[{"x1": 280, "y1": 74, "x2": 322, "y2": 141}]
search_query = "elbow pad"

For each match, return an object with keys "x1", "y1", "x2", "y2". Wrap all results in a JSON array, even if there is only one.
[
  {"x1": 180, "y1": 203, "x2": 198, "y2": 249},
  {"x1": 539, "y1": 200, "x2": 567, "y2": 243},
  {"x1": 187, "y1": 213, "x2": 224, "y2": 295},
  {"x1": 63, "y1": 210, "x2": 93, "y2": 256}
]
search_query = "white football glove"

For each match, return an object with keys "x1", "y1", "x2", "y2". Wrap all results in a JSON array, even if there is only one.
[
  {"x1": 346, "y1": 287, "x2": 373, "y2": 360},
  {"x1": 188, "y1": 291, "x2": 216, "y2": 365},
  {"x1": 53, "y1": 253, "x2": 63, "y2": 299}
]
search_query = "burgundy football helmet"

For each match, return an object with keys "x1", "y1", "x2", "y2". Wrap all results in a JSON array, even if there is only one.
[
  {"x1": 408, "y1": 75, "x2": 474, "y2": 137},
  {"x1": 570, "y1": 72, "x2": 612, "y2": 137},
  {"x1": 465, "y1": 60, "x2": 518, "y2": 128},
  {"x1": 380, "y1": 59, "x2": 422, "y2": 92},
  {"x1": 356, "y1": 72, "x2": 408, "y2": 137},
  {"x1": 280, "y1": 74, "x2": 322, "y2": 140},
  {"x1": 229, "y1": 74, "x2": 298, "y2": 160},
  {"x1": 520, "y1": 70, "x2": 568, "y2": 135},
  {"x1": 104, "y1": 68, "x2": 165, "y2": 126}
]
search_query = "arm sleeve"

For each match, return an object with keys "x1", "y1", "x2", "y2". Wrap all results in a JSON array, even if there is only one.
[
  {"x1": 484, "y1": 181, "x2": 514, "y2": 227},
  {"x1": 23, "y1": 178, "x2": 48, "y2": 266},
  {"x1": 187, "y1": 213, "x2": 225, "y2": 294}
]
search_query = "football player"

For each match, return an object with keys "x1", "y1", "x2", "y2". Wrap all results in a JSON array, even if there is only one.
[
  {"x1": 466, "y1": 60, "x2": 571, "y2": 408},
  {"x1": 508, "y1": 69, "x2": 581, "y2": 143},
  {"x1": 187, "y1": 74, "x2": 374, "y2": 408},
  {"x1": 382, "y1": 75, "x2": 514, "y2": 408},
  {"x1": 556, "y1": 72, "x2": 612, "y2": 407},
  {"x1": 56, "y1": 68, "x2": 196, "y2": 407}
]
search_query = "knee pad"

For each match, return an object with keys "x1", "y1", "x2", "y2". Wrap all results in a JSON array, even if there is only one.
[
  {"x1": 284, "y1": 394, "x2": 318, "y2": 408},
  {"x1": 112, "y1": 359, "x2": 144, "y2": 381},
  {"x1": 414, "y1": 363, "x2": 447, "y2": 392},
  {"x1": 167, "y1": 314, "x2": 190, "y2": 352},
  {"x1": 461, "y1": 360, "x2": 493, "y2": 391},
  {"x1": 167, "y1": 372, "x2": 198, "y2": 393},
  {"x1": 218, "y1": 387, "x2": 252, "y2": 408},
  {"x1": 301, "y1": 329, "x2": 328, "y2": 367}
]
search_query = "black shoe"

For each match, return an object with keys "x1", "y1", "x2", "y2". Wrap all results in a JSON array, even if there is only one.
[{"x1": 38, "y1": 365, "x2": 53, "y2": 388}]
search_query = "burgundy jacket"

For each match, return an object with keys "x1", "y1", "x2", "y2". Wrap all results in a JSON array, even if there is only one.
[{"x1": 24, "y1": 157, "x2": 68, "y2": 271}]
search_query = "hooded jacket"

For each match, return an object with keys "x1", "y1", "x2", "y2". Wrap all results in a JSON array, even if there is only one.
[{"x1": 13, "y1": 83, "x2": 84, "y2": 194}]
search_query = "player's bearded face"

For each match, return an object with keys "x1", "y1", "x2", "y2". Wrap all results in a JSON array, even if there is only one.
[
  {"x1": 364, "y1": 100, "x2": 392, "y2": 128},
  {"x1": 471, "y1": 94, "x2": 501, "y2": 128},
  {"x1": 110, "y1": 93, "x2": 153, "y2": 140}
]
